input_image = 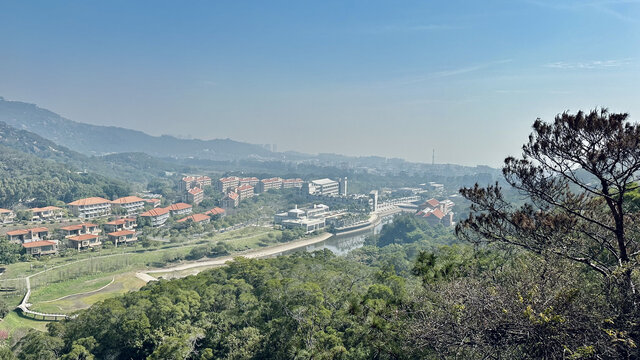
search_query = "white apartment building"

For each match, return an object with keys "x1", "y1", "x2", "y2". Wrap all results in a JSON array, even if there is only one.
[
  {"x1": 67, "y1": 197, "x2": 112, "y2": 219},
  {"x1": 111, "y1": 196, "x2": 146, "y2": 215}
]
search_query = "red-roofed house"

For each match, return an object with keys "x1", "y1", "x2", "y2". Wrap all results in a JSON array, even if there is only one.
[
  {"x1": 417, "y1": 208, "x2": 454, "y2": 227},
  {"x1": 6, "y1": 227, "x2": 49, "y2": 243},
  {"x1": 23, "y1": 240, "x2": 58, "y2": 256},
  {"x1": 257, "y1": 177, "x2": 282, "y2": 193},
  {"x1": 111, "y1": 196, "x2": 146, "y2": 215},
  {"x1": 0, "y1": 208, "x2": 15, "y2": 224},
  {"x1": 68, "y1": 234, "x2": 102, "y2": 250},
  {"x1": 204, "y1": 207, "x2": 226, "y2": 218},
  {"x1": 221, "y1": 192, "x2": 239, "y2": 209},
  {"x1": 236, "y1": 185, "x2": 255, "y2": 201},
  {"x1": 107, "y1": 230, "x2": 137, "y2": 246},
  {"x1": 67, "y1": 197, "x2": 112, "y2": 219},
  {"x1": 139, "y1": 207, "x2": 170, "y2": 227},
  {"x1": 103, "y1": 218, "x2": 137, "y2": 233},
  {"x1": 166, "y1": 203, "x2": 193, "y2": 216},
  {"x1": 177, "y1": 213, "x2": 211, "y2": 224},
  {"x1": 420, "y1": 198, "x2": 441, "y2": 211},
  {"x1": 185, "y1": 187, "x2": 204, "y2": 205},
  {"x1": 59, "y1": 223, "x2": 100, "y2": 238},
  {"x1": 30, "y1": 206, "x2": 64, "y2": 221}
]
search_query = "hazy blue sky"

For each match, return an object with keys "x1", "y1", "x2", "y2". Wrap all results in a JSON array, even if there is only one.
[{"x1": 1, "y1": 1, "x2": 639, "y2": 166}]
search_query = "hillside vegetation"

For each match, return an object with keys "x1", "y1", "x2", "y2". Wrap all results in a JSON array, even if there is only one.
[{"x1": 0, "y1": 144, "x2": 130, "y2": 208}]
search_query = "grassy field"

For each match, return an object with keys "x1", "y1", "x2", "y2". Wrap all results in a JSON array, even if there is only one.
[{"x1": 0, "y1": 226, "x2": 280, "y2": 335}]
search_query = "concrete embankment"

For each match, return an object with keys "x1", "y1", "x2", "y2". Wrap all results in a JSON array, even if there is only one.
[{"x1": 333, "y1": 207, "x2": 400, "y2": 237}]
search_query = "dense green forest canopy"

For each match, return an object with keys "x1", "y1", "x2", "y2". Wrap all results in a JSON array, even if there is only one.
[{"x1": 0, "y1": 144, "x2": 130, "y2": 208}]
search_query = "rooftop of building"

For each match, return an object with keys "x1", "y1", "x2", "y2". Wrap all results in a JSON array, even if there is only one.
[
  {"x1": 60, "y1": 223, "x2": 98, "y2": 231},
  {"x1": 111, "y1": 196, "x2": 145, "y2": 204},
  {"x1": 68, "y1": 197, "x2": 111, "y2": 206},
  {"x1": 22, "y1": 240, "x2": 56, "y2": 248},
  {"x1": 108, "y1": 230, "x2": 136, "y2": 236},
  {"x1": 140, "y1": 208, "x2": 170, "y2": 217},
  {"x1": 177, "y1": 213, "x2": 211, "y2": 223},
  {"x1": 68, "y1": 234, "x2": 99, "y2": 241},
  {"x1": 6, "y1": 227, "x2": 49, "y2": 236},
  {"x1": 166, "y1": 203, "x2": 192, "y2": 211},
  {"x1": 312, "y1": 178, "x2": 338, "y2": 186},
  {"x1": 205, "y1": 207, "x2": 226, "y2": 215},
  {"x1": 30, "y1": 206, "x2": 63, "y2": 212}
]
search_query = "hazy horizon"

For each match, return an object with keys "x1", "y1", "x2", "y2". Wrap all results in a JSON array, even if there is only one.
[{"x1": 1, "y1": 1, "x2": 639, "y2": 166}]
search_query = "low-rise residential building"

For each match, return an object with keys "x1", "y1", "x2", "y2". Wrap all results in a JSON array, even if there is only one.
[
  {"x1": 236, "y1": 185, "x2": 255, "y2": 201},
  {"x1": 185, "y1": 187, "x2": 204, "y2": 205},
  {"x1": 67, "y1": 197, "x2": 112, "y2": 219},
  {"x1": 204, "y1": 207, "x2": 226, "y2": 218},
  {"x1": 23, "y1": 240, "x2": 58, "y2": 256},
  {"x1": 59, "y1": 223, "x2": 100, "y2": 238},
  {"x1": 166, "y1": 203, "x2": 193, "y2": 216},
  {"x1": 221, "y1": 192, "x2": 239, "y2": 209},
  {"x1": 107, "y1": 230, "x2": 137, "y2": 246},
  {"x1": 0, "y1": 208, "x2": 15, "y2": 224},
  {"x1": 103, "y1": 218, "x2": 137, "y2": 233},
  {"x1": 144, "y1": 198, "x2": 161, "y2": 208},
  {"x1": 68, "y1": 234, "x2": 102, "y2": 250},
  {"x1": 257, "y1": 178, "x2": 282, "y2": 193},
  {"x1": 216, "y1": 176, "x2": 240, "y2": 193},
  {"x1": 282, "y1": 178, "x2": 304, "y2": 189},
  {"x1": 239, "y1": 177, "x2": 259, "y2": 187},
  {"x1": 177, "y1": 213, "x2": 211, "y2": 224},
  {"x1": 30, "y1": 206, "x2": 64, "y2": 221},
  {"x1": 6, "y1": 227, "x2": 49, "y2": 243},
  {"x1": 139, "y1": 207, "x2": 171, "y2": 227},
  {"x1": 111, "y1": 196, "x2": 146, "y2": 215}
]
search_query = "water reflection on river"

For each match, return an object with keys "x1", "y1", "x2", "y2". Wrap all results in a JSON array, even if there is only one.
[{"x1": 281, "y1": 215, "x2": 394, "y2": 257}]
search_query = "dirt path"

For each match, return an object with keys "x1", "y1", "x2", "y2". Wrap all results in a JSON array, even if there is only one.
[
  {"x1": 139, "y1": 233, "x2": 333, "y2": 280},
  {"x1": 135, "y1": 272, "x2": 157, "y2": 282}
]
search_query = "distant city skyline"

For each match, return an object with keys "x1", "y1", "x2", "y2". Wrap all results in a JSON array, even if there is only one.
[{"x1": 1, "y1": 1, "x2": 639, "y2": 166}]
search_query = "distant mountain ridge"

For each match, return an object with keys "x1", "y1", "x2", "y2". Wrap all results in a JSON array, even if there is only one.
[{"x1": 0, "y1": 97, "x2": 275, "y2": 160}]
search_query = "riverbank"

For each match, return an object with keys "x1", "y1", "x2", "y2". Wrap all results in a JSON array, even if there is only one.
[{"x1": 333, "y1": 207, "x2": 402, "y2": 236}]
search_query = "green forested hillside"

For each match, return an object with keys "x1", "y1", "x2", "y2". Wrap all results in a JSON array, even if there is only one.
[
  {"x1": 0, "y1": 121, "x2": 188, "y2": 183},
  {"x1": 8, "y1": 219, "x2": 624, "y2": 359},
  {"x1": 0, "y1": 144, "x2": 130, "y2": 207}
]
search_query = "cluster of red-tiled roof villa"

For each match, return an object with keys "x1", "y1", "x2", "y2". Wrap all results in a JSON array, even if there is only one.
[{"x1": 1, "y1": 194, "x2": 226, "y2": 257}]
